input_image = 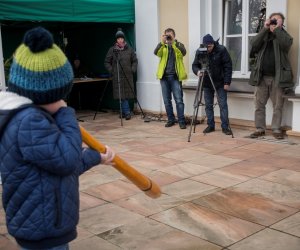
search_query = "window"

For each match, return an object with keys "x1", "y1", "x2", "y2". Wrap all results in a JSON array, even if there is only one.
[{"x1": 224, "y1": 0, "x2": 266, "y2": 78}]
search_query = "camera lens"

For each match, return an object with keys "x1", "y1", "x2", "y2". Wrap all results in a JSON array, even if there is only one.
[
  {"x1": 166, "y1": 35, "x2": 171, "y2": 40},
  {"x1": 270, "y1": 19, "x2": 277, "y2": 25}
]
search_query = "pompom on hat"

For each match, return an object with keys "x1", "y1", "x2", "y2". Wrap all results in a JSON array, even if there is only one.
[
  {"x1": 8, "y1": 27, "x2": 74, "y2": 104},
  {"x1": 115, "y1": 28, "x2": 125, "y2": 39}
]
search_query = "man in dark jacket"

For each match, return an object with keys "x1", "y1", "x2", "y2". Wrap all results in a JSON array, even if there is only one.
[
  {"x1": 192, "y1": 34, "x2": 233, "y2": 135},
  {"x1": 249, "y1": 12, "x2": 294, "y2": 140},
  {"x1": 0, "y1": 27, "x2": 115, "y2": 250}
]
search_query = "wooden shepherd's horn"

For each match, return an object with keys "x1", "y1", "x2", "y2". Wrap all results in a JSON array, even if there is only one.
[{"x1": 80, "y1": 126, "x2": 161, "y2": 199}]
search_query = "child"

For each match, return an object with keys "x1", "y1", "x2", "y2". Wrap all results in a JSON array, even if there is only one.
[{"x1": 0, "y1": 27, "x2": 114, "y2": 250}]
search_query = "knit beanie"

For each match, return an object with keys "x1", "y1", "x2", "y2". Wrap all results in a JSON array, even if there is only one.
[
  {"x1": 115, "y1": 28, "x2": 125, "y2": 39},
  {"x1": 202, "y1": 34, "x2": 215, "y2": 45},
  {"x1": 8, "y1": 27, "x2": 74, "y2": 104}
]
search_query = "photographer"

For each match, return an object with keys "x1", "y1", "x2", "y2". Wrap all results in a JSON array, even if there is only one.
[
  {"x1": 249, "y1": 12, "x2": 294, "y2": 140},
  {"x1": 192, "y1": 34, "x2": 233, "y2": 135},
  {"x1": 154, "y1": 28, "x2": 187, "y2": 129}
]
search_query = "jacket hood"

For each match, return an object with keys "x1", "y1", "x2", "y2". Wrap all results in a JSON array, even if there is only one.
[{"x1": 0, "y1": 91, "x2": 32, "y2": 111}]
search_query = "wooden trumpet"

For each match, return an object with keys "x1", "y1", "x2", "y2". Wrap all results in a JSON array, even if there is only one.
[{"x1": 80, "y1": 126, "x2": 161, "y2": 199}]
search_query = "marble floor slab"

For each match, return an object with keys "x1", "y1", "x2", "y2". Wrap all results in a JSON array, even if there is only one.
[
  {"x1": 228, "y1": 228, "x2": 300, "y2": 250},
  {"x1": 150, "y1": 202, "x2": 263, "y2": 247},
  {"x1": 193, "y1": 189, "x2": 298, "y2": 226}
]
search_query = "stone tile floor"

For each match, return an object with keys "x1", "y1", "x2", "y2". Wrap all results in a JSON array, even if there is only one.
[{"x1": 1, "y1": 111, "x2": 300, "y2": 250}]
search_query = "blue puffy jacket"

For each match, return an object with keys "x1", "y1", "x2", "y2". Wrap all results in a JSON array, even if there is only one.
[{"x1": 0, "y1": 92, "x2": 101, "y2": 249}]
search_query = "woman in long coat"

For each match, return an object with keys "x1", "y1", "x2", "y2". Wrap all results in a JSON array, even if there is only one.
[{"x1": 104, "y1": 29, "x2": 138, "y2": 120}]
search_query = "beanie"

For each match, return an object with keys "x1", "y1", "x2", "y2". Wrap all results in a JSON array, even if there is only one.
[
  {"x1": 8, "y1": 27, "x2": 74, "y2": 105},
  {"x1": 115, "y1": 28, "x2": 125, "y2": 39},
  {"x1": 202, "y1": 34, "x2": 215, "y2": 45}
]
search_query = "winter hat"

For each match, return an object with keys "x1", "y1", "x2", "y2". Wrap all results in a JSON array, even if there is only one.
[
  {"x1": 115, "y1": 28, "x2": 125, "y2": 39},
  {"x1": 202, "y1": 34, "x2": 215, "y2": 45},
  {"x1": 8, "y1": 27, "x2": 74, "y2": 104}
]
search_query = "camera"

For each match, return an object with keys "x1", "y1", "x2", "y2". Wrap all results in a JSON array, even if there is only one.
[
  {"x1": 166, "y1": 35, "x2": 172, "y2": 40},
  {"x1": 197, "y1": 44, "x2": 209, "y2": 68},
  {"x1": 269, "y1": 19, "x2": 277, "y2": 25}
]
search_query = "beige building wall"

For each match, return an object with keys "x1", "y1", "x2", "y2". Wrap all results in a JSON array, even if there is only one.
[
  {"x1": 287, "y1": 0, "x2": 299, "y2": 83},
  {"x1": 159, "y1": 0, "x2": 189, "y2": 77}
]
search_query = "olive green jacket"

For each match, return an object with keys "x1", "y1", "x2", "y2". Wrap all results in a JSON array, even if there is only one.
[
  {"x1": 154, "y1": 40, "x2": 187, "y2": 81},
  {"x1": 249, "y1": 27, "x2": 294, "y2": 88}
]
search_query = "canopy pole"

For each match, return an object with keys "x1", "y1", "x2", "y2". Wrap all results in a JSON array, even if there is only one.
[{"x1": 0, "y1": 25, "x2": 6, "y2": 91}]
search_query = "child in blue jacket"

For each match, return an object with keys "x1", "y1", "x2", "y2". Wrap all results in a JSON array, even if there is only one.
[{"x1": 0, "y1": 27, "x2": 114, "y2": 250}]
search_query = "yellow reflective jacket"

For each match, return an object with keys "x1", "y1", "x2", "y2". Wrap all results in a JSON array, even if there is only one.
[{"x1": 154, "y1": 41, "x2": 187, "y2": 81}]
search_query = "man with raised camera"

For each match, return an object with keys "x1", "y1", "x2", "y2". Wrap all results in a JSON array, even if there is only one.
[
  {"x1": 192, "y1": 34, "x2": 233, "y2": 135},
  {"x1": 154, "y1": 28, "x2": 187, "y2": 129},
  {"x1": 249, "y1": 12, "x2": 294, "y2": 140}
]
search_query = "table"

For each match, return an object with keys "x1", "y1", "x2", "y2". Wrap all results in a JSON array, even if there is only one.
[{"x1": 71, "y1": 77, "x2": 110, "y2": 120}]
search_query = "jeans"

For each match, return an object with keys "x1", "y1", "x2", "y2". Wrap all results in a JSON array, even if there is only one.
[
  {"x1": 20, "y1": 244, "x2": 69, "y2": 250},
  {"x1": 160, "y1": 75, "x2": 185, "y2": 123},
  {"x1": 203, "y1": 87, "x2": 229, "y2": 129},
  {"x1": 121, "y1": 99, "x2": 130, "y2": 115}
]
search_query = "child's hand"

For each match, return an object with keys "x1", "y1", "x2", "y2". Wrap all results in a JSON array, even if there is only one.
[
  {"x1": 100, "y1": 146, "x2": 115, "y2": 165},
  {"x1": 39, "y1": 100, "x2": 67, "y2": 114}
]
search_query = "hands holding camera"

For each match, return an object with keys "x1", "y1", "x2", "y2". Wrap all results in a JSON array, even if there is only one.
[
  {"x1": 162, "y1": 33, "x2": 174, "y2": 44},
  {"x1": 264, "y1": 14, "x2": 283, "y2": 32}
]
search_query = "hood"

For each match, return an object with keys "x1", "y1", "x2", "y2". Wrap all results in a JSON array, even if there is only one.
[
  {"x1": 0, "y1": 91, "x2": 33, "y2": 139},
  {"x1": 0, "y1": 91, "x2": 32, "y2": 111}
]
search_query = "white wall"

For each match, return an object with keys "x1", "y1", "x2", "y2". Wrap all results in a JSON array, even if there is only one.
[{"x1": 135, "y1": 0, "x2": 163, "y2": 113}]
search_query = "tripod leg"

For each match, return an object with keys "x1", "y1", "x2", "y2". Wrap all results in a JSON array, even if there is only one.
[
  {"x1": 187, "y1": 75, "x2": 204, "y2": 142},
  {"x1": 93, "y1": 79, "x2": 109, "y2": 120}
]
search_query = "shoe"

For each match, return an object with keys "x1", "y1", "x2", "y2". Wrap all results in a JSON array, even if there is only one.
[
  {"x1": 179, "y1": 122, "x2": 186, "y2": 129},
  {"x1": 222, "y1": 128, "x2": 232, "y2": 135},
  {"x1": 203, "y1": 126, "x2": 215, "y2": 133},
  {"x1": 165, "y1": 121, "x2": 175, "y2": 127},
  {"x1": 249, "y1": 130, "x2": 265, "y2": 138},
  {"x1": 125, "y1": 114, "x2": 131, "y2": 120},
  {"x1": 273, "y1": 132, "x2": 284, "y2": 140}
]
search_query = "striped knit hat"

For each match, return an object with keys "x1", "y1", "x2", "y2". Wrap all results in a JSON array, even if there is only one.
[{"x1": 8, "y1": 27, "x2": 73, "y2": 104}]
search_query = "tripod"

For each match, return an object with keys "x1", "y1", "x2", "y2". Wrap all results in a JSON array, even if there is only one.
[
  {"x1": 94, "y1": 49, "x2": 145, "y2": 125},
  {"x1": 187, "y1": 68, "x2": 234, "y2": 142}
]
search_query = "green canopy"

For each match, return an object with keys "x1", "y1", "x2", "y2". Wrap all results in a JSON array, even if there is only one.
[{"x1": 0, "y1": 0, "x2": 135, "y2": 23}]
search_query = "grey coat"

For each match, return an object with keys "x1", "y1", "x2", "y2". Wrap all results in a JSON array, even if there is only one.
[{"x1": 104, "y1": 44, "x2": 138, "y2": 99}]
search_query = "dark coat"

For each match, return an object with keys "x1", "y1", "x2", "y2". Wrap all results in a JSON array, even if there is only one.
[
  {"x1": 249, "y1": 27, "x2": 293, "y2": 88},
  {"x1": 104, "y1": 44, "x2": 138, "y2": 99},
  {"x1": 192, "y1": 43, "x2": 232, "y2": 89},
  {"x1": 0, "y1": 92, "x2": 101, "y2": 249}
]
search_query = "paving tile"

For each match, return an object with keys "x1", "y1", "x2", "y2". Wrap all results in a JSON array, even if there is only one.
[
  {"x1": 239, "y1": 141, "x2": 286, "y2": 153},
  {"x1": 188, "y1": 154, "x2": 241, "y2": 169},
  {"x1": 161, "y1": 148, "x2": 210, "y2": 161},
  {"x1": 218, "y1": 148, "x2": 266, "y2": 160},
  {"x1": 0, "y1": 235, "x2": 18, "y2": 250},
  {"x1": 260, "y1": 169, "x2": 300, "y2": 190},
  {"x1": 113, "y1": 193, "x2": 185, "y2": 216},
  {"x1": 79, "y1": 203, "x2": 144, "y2": 234},
  {"x1": 83, "y1": 180, "x2": 140, "y2": 202},
  {"x1": 228, "y1": 228, "x2": 300, "y2": 250},
  {"x1": 247, "y1": 153, "x2": 299, "y2": 168},
  {"x1": 159, "y1": 162, "x2": 212, "y2": 178},
  {"x1": 232, "y1": 179, "x2": 300, "y2": 209},
  {"x1": 79, "y1": 172, "x2": 119, "y2": 191},
  {"x1": 271, "y1": 212, "x2": 300, "y2": 237},
  {"x1": 131, "y1": 156, "x2": 181, "y2": 171},
  {"x1": 220, "y1": 160, "x2": 280, "y2": 178},
  {"x1": 193, "y1": 189, "x2": 297, "y2": 226},
  {"x1": 70, "y1": 236, "x2": 121, "y2": 250},
  {"x1": 150, "y1": 203, "x2": 263, "y2": 247},
  {"x1": 99, "y1": 217, "x2": 222, "y2": 250},
  {"x1": 191, "y1": 170, "x2": 251, "y2": 188},
  {"x1": 79, "y1": 192, "x2": 107, "y2": 211},
  {"x1": 147, "y1": 171, "x2": 183, "y2": 186},
  {"x1": 162, "y1": 179, "x2": 219, "y2": 201}
]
